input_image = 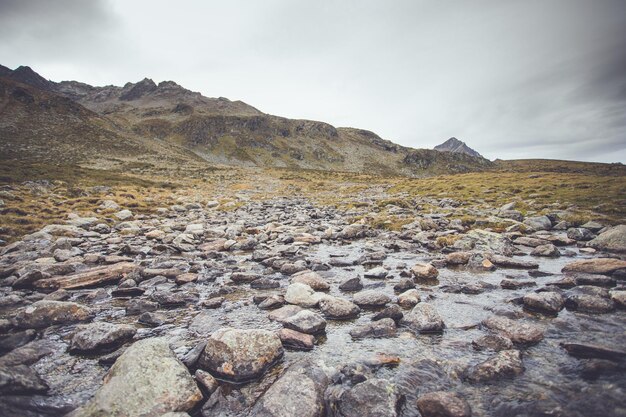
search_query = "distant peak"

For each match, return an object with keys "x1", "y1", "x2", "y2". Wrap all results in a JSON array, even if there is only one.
[
  {"x1": 119, "y1": 77, "x2": 157, "y2": 101},
  {"x1": 434, "y1": 137, "x2": 484, "y2": 159},
  {"x1": 8, "y1": 65, "x2": 55, "y2": 91}
]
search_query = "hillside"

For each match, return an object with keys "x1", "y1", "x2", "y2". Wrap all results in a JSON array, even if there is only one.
[
  {"x1": 0, "y1": 65, "x2": 493, "y2": 176},
  {"x1": 434, "y1": 137, "x2": 484, "y2": 158}
]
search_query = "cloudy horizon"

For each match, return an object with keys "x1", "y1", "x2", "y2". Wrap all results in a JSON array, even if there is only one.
[{"x1": 1, "y1": 0, "x2": 625, "y2": 163}]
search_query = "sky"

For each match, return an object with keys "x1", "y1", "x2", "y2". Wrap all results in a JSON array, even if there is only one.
[{"x1": 1, "y1": 0, "x2": 625, "y2": 162}]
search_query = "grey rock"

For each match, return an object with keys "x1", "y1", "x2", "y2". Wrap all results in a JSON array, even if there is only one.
[
  {"x1": 401, "y1": 303, "x2": 445, "y2": 333},
  {"x1": 282, "y1": 310, "x2": 326, "y2": 334},
  {"x1": 416, "y1": 391, "x2": 472, "y2": 417},
  {"x1": 70, "y1": 322, "x2": 136, "y2": 353},
  {"x1": 468, "y1": 349, "x2": 524, "y2": 382},
  {"x1": 349, "y1": 318, "x2": 396, "y2": 339},
  {"x1": 14, "y1": 300, "x2": 94, "y2": 329}
]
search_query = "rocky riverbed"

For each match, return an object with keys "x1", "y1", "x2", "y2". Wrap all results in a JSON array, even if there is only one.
[{"x1": 0, "y1": 196, "x2": 625, "y2": 417}]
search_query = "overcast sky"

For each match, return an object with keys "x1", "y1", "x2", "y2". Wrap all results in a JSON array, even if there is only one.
[{"x1": 1, "y1": 0, "x2": 625, "y2": 162}]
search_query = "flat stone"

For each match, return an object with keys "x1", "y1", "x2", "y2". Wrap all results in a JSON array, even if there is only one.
[
  {"x1": 318, "y1": 296, "x2": 360, "y2": 319},
  {"x1": 14, "y1": 300, "x2": 94, "y2": 329},
  {"x1": 482, "y1": 316, "x2": 544, "y2": 345},
  {"x1": 282, "y1": 310, "x2": 326, "y2": 334},
  {"x1": 349, "y1": 318, "x2": 396, "y2": 339},
  {"x1": 339, "y1": 276, "x2": 363, "y2": 292},
  {"x1": 416, "y1": 391, "x2": 472, "y2": 417},
  {"x1": 398, "y1": 289, "x2": 421, "y2": 308},
  {"x1": 587, "y1": 225, "x2": 626, "y2": 253},
  {"x1": 560, "y1": 342, "x2": 626, "y2": 361},
  {"x1": 70, "y1": 322, "x2": 136, "y2": 353},
  {"x1": 500, "y1": 279, "x2": 536, "y2": 290},
  {"x1": 411, "y1": 262, "x2": 439, "y2": 280},
  {"x1": 353, "y1": 290, "x2": 391, "y2": 308},
  {"x1": 565, "y1": 294, "x2": 615, "y2": 313},
  {"x1": 472, "y1": 334, "x2": 513, "y2": 351},
  {"x1": 278, "y1": 328, "x2": 315, "y2": 351},
  {"x1": 523, "y1": 292, "x2": 565, "y2": 315},
  {"x1": 291, "y1": 270, "x2": 330, "y2": 291},
  {"x1": 285, "y1": 283, "x2": 323, "y2": 307},
  {"x1": 467, "y1": 349, "x2": 524, "y2": 382},
  {"x1": 0, "y1": 364, "x2": 49, "y2": 395},
  {"x1": 364, "y1": 267, "x2": 388, "y2": 279},
  {"x1": 489, "y1": 255, "x2": 538, "y2": 269},
  {"x1": 335, "y1": 378, "x2": 400, "y2": 417},
  {"x1": 530, "y1": 244, "x2": 560, "y2": 257},
  {"x1": 562, "y1": 258, "x2": 626, "y2": 275},
  {"x1": 401, "y1": 303, "x2": 445, "y2": 333}
]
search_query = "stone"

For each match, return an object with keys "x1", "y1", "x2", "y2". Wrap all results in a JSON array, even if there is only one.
[
  {"x1": 467, "y1": 349, "x2": 524, "y2": 382},
  {"x1": 318, "y1": 296, "x2": 360, "y2": 319},
  {"x1": 481, "y1": 316, "x2": 544, "y2": 345},
  {"x1": 175, "y1": 273, "x2": 198, "y2": 285},
  {"x1": 349, "y1": 318, "x2": 396, "y2": 339},
  {"x1": 401, "y1": 303, "x2": 445, "y2": 333},
  {"x1": 291, "y1": 270, "x2": 330, "y2": 291},
  {"x1": 70, "y1": 322, "x2": 136, "y2": 353},
  {"x1": 251, "y1": 361, "x2": 329, "y2": 417},
  {"x1": 145, "y1": 229, "x2": 166, "y2": 240},
  {"x1": 454, "y1": 229, "x2": 514, "y2": 256},
  {"x1": 530, "y1": 244, "x2": 560, "y2": 257},
  {"x1": 278, "y1": 328, "x2": 315, "y2": 351},
  {"x1": 416, "y1": 391, "x2": 472, "y2": 417},
  {"x1": 353, "y1": 290, "x2": 391, "y2": 308},
  {"x1": 68, "y1": 338, "x2": 202, "y2": 417},
  {"x1": 339, "y1": 276, "x2": 363, "y2": 292},
  {"x1": 202, "y1": 297, "x2": 225, "y2": 309},
  {"x1": 251, "y1": 277, "x2": 281, "y2": 289},
  {"x1": 567, "y1": 228, "x2": 595, "y2": 241},
  {"x1": 562, "y1": 258, "x2": 626, "y2": 275},
  {"x1": 472, "y1": 334, "x2": 513, "y2": 351},
  {"x1": 560, "y1": 342, "x2": 626, "y2": 361},
  {"x1": 284, "y1": 283, "x2": 322, "y2": 307},
  {"x1": 393, "y1": 278, "x2": 415, "y2": 292},
  {"x1": 565, "y1": 294, "x2": 615, "y2": 314},
  {"x1": 523, "y1": 216, "x2": 552, "y2": 231},
  {"x1": 513, "y1": 236, "x2": 548, "y2": 247},
  {"x1": 445, "y1": 252, "x2": 471, "y2": 265},
  {"x1": 522, "y1": 292, "x2": 565, "y2": 315},
  {"x1": 138, "y1": 312, "x2": 168, "y2": 327},
  {"x1": 364, "y1": 266, "x2": 388, "y2": 279},
  {"x1": 114, "y1": 209, "x2": 134, "y2": 221},
  {"x1": 372, "y1": 305, "x2": 404, "y2": 323},
  {"x1": 151, "y1": 290, "x2": 187, "y2": 307},
  {"x1": 610, "y1": 290, "x2": 626, "y2": 309},
  {"x1": 488, "y1": 255, "x2": 538, "y2": 269},
  {"x1": 14, "y1": 300, "x2": 94, "y2": 329},
  {"x1": 335, "y1": 378, "x2": 400, "y2": 417},
  {"x1": 398, "y1": 289, "x2": 421, "y2": 308},
  {"x1": 500, "y1": 279, "x2": 536, "y2": 290},
  {"x1": 198, "y1": 328, "x2": 284, "y2": 383},
  {"x1": 34, "y1": 262, "x2": 137, "y2": 291},
  {"x1": 411, "y1": 262, "x2": 439, "y2": 280},
  {"x1": 230, "y1": 272, "x2": 262, "y2": 283},
  {"x1": 0, "y1": 330, "x2": 37, "y2": 354},
  {"x1": 0, "y1": 364, "x2": 49, "y2": 394},
  {"x1": 282, "y1": 310, "x2": 326, "y2": 334},
  {"x1": 268, "y1": 305, "x2": 304, "y2": 323},
  {"x1": 125, "y1": 299, "x2": 158, "y2": 315},
  {"x1": 195, "y1": 369, "x2": 219, "y2": 395},
  {"x1": 587, "y1": 225, "x2": 626, "y2": 253}
]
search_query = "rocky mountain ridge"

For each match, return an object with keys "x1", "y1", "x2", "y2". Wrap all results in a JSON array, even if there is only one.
[
  {"x1": 0, "y1": 64, "x2": 493, "y2": 176},
  {"x1": 434, "y1": 137, "x2": 484, "y2": 159}
]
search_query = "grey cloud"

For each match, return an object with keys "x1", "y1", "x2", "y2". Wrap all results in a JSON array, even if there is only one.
[{"x1": 0, "y1": 0, "x2": 625, "y2": 162}]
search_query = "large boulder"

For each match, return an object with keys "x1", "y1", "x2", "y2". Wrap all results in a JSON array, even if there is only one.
[
  {"x1": 453, "y1": 229, "x2": 514, "y2": 255},
  {"x1": 198, "y1": 328, "x2": 284, "y2": 382},
  {"x1": 411, "y1": 262, "x2": 439, "y2": 280},
  {"x1": 282, "y1": 310, "x2": 327, "y2": 334},
  {"x1": 523, "y1": 216, "x2": 552, "y2": 231},
  {"x1": 291, "y1": 271, "x2": 330, "y2": 291},
  {"x1": 14, "y1": 300, "x2": 94, "y2": 329},
  {"x1": 68, "y1": 338, "x2": 202, "y2": 417},
  {"x1": 587, "y1": 225, "x2": 626, "y2": 253},
  {"x1": 562, "y1": 258, "x2": 626, "y2": 275},
  {"x1": 522, "y1": 292, "x2": 565, "y2": 315},
  {"x1": 353, "y1": 290, "x2": 391, "y2": 308},
  {"x1": 251, "y1": 361, "x2": 329, "y2": 417},
  {"x1": 285, "y1": 283, "x2": 323, "y2": 307},
  {"x1": 319, "y1": 296, "x2": 360, "y2": 319}
]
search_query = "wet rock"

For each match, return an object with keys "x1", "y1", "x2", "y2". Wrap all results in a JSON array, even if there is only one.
[
  {"x1": 188, "y1": 311, "x2": 222, "y2": 335},
  {"x1": 574, "y1": 274, "x2": 616, "y2": 287},
  {"x1": 291, "y1": 270, "x2": 330, "y2": 291},
  {"x1": 258, "y1": 295, "x2": 285, "y2": 310},
  {"x1": 471, "y1": 334, "x2": 513, "y2": 351},
  {"x1": 454, "y1": 229, "x2": 514, "y2": 256},
  {"x1": 202, "y1": 297, "x2": 224, "y2": 309},
  {"x1": 175, "y1": 273, "x2": 198, "y2": 285},
  {"x1": 282, "y1": 310, "x2": 326, "y2": 334},
  {"x1": 319, "y1": 296, "x2": 360, "y2": 319},
  {"x1": 401, "y1": 303, "x2": 445, "y2": 333},
  {"x1": 523, "y1": 216, "x2": 552, "y2": 231},
  {"x1": 416, "y1": 391, "x2": 472, "y2": 417},
  {"x1": 35, "y1": 262, "x2": 137, "y2": 291},
  {"x1": 562, "y1": 258, "x2": 626, "y2": 275},
  {"x1": 393, "y1": 278, "x2": 415, "y2": 292},
  {"x1": 268, "y1": 305, "x2": 303, "y2": 323},
  {"x1": 587, "y1": 224, "x2": 626, "y2": 253},
  {"x1": 500, "y1": 279, "x2": 536, "y2": 290},
  {"x1": 349, "y1": 318, "x2": 396, "y2": 339},
  {"x1": 195, "y1": 369, "x2": 219, "y2": 395},
  {"x1": 353, "y1": 290, "x2": 391, "y2": 308},
  {"x1": 560, "y1": 342, "x2": 626, "y2": 361},
  {"x1": 513, "y1": 236, "x2": 548, "y2": 247},
  {"x1": 138, "y1": 311, "x2": 168, "y2": 327},
  {"x1": 488, "y1": 255, "x2": 538, "y2": 269},
  {"x1": 398, "y1": 289, "x2": 421, "y2": 308},
  {"x1": 198, "y1": 328, "x2": 284, "y2": 383},
  {"x1": 481, "y1": 316, "x2": 544, "y2": 345},
  {"x1": 467, "y1": 349, "x2": 524, "y2": 382},
  {"x1": 285, "y1": 283, "x2": 323, "y2": 307},
  {"x1": 567, "y1": 227, "x2": 596, "y2": 241},
  {"x1": 372, "y1": 304, "x2": 404, "y2": 323},
  {"x1": 70, "y1": 322, "x2": 136, "y2": 354},
  {"x1": 445, "y1": 251, "x2": 471, "y2": 265},
  {"x1": 610, "y1": 290, "x2": 626, "y2": 309},
  {"x1": 151, "y1": 290, "x2": 188, "y2": 307},
  {"x1": 0, "y1": 329, "x2": 37, "y2": 354},
  {"x1": 0, "y1": 339, "x2": 56, "y2": 367},
  {"x1": 278, "y1": 328, "x2": 315, "y2": 351},
  {"x1": 68, "y1": 338, "x2": 202, "y2": 417},
  {"x1": 333, "y1": 378, "x2": 400, "y2": 417},
  {"x1": 0, "y1": 364, "x2": 49, "y2": 394},
  {"x1": 250, "y1": 277, "x2": 281, "y2": 289},
  {"x1": 125, "y1": 299, "x2": 158, "y2": 315},
  {"x1": 364, "y1": 266, "x2": 388, "y2": 279},
  {"x1": 565, "y1": 294, "x2": 615, "y2": 313},
  {"x1": 531, "y1": 244, "x2": 560, "y2": 257},
  {"x1": 411, "y1": 262, "x2": 439, "y2": 280},
  {"x1": 467, "y1": 253, "x2": 495, "y2": 272},
  {"x1": 114, "y1": 209, "x2": 133, "y2": 221},
  {"x1": 251, "y1": 360, "x2": 329, "y2": 417},
  {"x1": 522, "y1": 291, "x2": 565, "y2": 315},
  {"x1": 14, "y1": 300, "x2": 94, "y2": 329},
  {"x1": 339, "y1": 276, "x2": 363, "y2": 292}
]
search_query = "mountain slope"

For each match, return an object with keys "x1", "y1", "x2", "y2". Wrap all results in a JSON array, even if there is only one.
[
  {"x1": 0, "y1": 64, "x2": 493, "y2": 176},
  {"x1": 434, "y1": 137, "x2": 484, "y2": 159}
]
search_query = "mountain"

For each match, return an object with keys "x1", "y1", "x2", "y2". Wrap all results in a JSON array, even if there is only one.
[
  {"x1": 434, "y1": 137, "x2": 484, "y2": 159},
  {"x1": 0, "y1": 65, "x2": 494, "y2": 176}
]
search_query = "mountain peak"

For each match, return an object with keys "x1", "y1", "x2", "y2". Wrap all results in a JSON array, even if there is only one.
[
  {"x1": 4, "y1": 65, "x2": 56, "y2": 91},
  {"x1": 434, "y1": 137, "x2": 484, "y2": 159},
  {"x1": 119, "y1": 78, "x2": 158, "y2": 101}
]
